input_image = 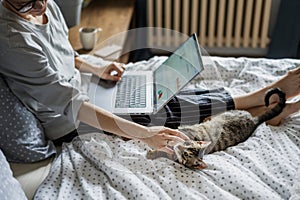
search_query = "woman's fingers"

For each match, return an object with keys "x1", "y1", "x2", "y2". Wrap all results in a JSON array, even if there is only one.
[
  {"x1": 104, "y1": 62, "x2": 125, "y2": 81},
  {"x1": 109, "y1": 62, "x2": 125, "y2": 75},
  {"x1": 150, "y1": 131, "x2": 186, "y2": 149},
  {"x1": 143, "y1": 126, "x2": 189, "y2": 149},
  {"x1": 161, "y1": 127, "x2": 189, "y2": 140}
]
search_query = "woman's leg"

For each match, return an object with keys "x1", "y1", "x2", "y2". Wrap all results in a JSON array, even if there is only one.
[
  {"x1": 245, "y1": 100, "x2": 300, "y2": 125},
  {"x1": 130, "y1": 68, "x2": 300, "y2": 127},
  {"x1": 233, "y1": 67, "x2": 300, "y2": 110},
  {"x1": 233, "y1": 67, "x2": 300, "y2": 125}
]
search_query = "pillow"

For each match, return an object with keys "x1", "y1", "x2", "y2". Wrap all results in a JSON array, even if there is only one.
[
  {"x1": 0, "y1": 75, "x2": 56, "y2": 163},
  {"x1": 0, "y1": 149, "x2": 27, "y2": 200}
]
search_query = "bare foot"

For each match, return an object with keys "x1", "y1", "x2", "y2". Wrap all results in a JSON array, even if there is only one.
[
  {"x1": 267, "y1": 100, "x2": 300, "y2": 126},
  {"x1": 230, "y1": 67, "x2": 300, "y2": 110},
  {"x1": 267, "y1": 67, "x2": 300, "y2": 99}
]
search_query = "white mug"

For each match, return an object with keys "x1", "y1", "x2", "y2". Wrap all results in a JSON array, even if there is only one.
[{"x1": 79, "y1": 27, "x2": 102, "y2": 50}]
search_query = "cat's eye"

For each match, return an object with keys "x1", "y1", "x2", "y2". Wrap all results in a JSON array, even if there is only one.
[{"x1": 183, "y1": 141, "x2": 191, "y2": 145}]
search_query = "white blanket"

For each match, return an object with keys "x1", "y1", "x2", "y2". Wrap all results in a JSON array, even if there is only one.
[{"x1": 34, "y1": 56, "x2": 300, "y2": 200}]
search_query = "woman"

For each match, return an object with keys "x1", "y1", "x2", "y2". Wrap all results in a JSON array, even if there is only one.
[{"x1": 0, "y1": 0, "x2": 300, "y2": 150}]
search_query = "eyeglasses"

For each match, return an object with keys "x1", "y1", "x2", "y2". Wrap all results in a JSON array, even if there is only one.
[{"x1": 5, "y1": 0, "x2": 45, "y2": 13}]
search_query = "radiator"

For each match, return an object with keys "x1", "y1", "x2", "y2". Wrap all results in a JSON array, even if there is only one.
[{"x1": 147, "y1": 0, "x2": 274, "y2": 56}]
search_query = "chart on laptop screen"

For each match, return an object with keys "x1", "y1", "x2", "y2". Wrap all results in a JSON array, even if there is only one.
[{"x1": 154, "y1": 35, "x2": 203, "y2": 110}]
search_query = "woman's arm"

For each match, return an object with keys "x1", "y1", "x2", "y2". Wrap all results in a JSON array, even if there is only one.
[
  {"x1": 77, "y1": 102, "x2": 189, "y2": 149},
  {"x1": 74, "y1": 56, "x2": 124, "y2": 81}
]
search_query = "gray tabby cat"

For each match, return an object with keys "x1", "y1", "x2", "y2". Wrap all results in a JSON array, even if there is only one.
[{"x1": 147, "y1": 87, "x2": 286, "y2": 170}]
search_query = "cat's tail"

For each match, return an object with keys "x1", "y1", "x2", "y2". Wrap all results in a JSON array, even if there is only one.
[{"x1": 255, "y1": 87, "x2": 286, "y2": 126}]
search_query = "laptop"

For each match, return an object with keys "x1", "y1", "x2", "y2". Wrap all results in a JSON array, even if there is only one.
[{"x1": 88, "y1": 33, "x2": 204, "y2": 115}]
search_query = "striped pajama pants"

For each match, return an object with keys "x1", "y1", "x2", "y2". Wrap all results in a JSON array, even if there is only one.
[{"x1": 128, "y1": 87, "x2": 235, "y2": 129}]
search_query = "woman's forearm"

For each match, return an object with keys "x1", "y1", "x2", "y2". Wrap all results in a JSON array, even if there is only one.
[
  {"x1": 74, "y1": 56, "x2": 98, "y2": 74},
  {"x1": 78, "y1": 102, "x2": 189, "y2": 150},
  {"x1": 77, "y1": 102, "x2": 150, "y2": 139}
]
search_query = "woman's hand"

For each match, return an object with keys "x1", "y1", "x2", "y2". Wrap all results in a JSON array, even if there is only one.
[
  {"x1": 94, "y1": 62, "x2": 125, "y2": 81},
  {"x1": 139, "y1": 126, "x2": 189, "y2": 150},
  {"x1": 75, "y1": 56, "x2": 125, "y2": 82}
]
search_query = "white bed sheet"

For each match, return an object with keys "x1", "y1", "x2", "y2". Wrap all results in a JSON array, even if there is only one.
[{"x1": 34, "y1": 56, "x2": 300, "y2": 200}]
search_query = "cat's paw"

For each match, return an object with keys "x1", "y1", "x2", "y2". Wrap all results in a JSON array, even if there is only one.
[
  {"x1": 146, "y1": 147, "x2": 174, "y2": 160},
  {"x1": 146, "y1": 150, "x2": 157, "y2": 160}
]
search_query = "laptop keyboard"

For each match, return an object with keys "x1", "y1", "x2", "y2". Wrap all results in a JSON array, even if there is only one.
[{"x1": 115, "y1": 75, "x2": 147, "y2": 108}]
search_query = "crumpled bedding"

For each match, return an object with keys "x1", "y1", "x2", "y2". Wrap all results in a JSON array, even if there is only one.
[{"x1": 34, "y1": 56, "x2": 300, "y2": 200}]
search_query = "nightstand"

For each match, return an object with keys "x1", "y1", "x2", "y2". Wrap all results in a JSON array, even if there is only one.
[{"x1": 68, "y1": 0, "x2": 135, "y2": 63}]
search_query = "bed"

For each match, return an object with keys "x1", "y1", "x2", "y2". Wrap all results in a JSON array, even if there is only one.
[{"x1": 8, "y1": 55, "x2": 300, "y2": 200}]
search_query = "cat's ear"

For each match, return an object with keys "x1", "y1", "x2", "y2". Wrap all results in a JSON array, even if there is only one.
[
  {"x1": 203, "y1": 116, "x2": 212, "y2": 122},
  {"x1": 193, "y1": 160, "x2": 208, "y2": 170},
  {"x1": 197, "y1": 141, "x2": 211, "y2": 159},
  {"x1": 197, "y1": 141, "x2": 211, "y2": 148}
]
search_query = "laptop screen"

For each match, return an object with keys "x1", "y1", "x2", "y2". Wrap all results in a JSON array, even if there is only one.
[{"x1": 153, "y1": 34, "x2": 203, "y2": 111}]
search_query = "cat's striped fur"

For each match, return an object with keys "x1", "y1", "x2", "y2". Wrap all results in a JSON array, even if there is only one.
[{"x1": 147, "y1": 88, "x2": 286, "y2": 169}]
